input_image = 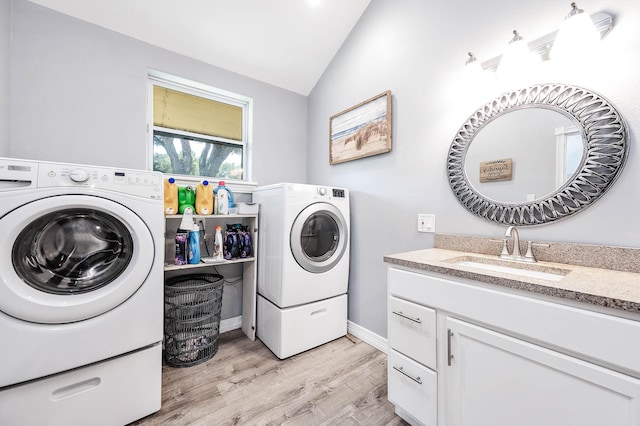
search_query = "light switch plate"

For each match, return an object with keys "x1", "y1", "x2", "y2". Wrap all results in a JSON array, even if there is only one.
[{"x1": 418, "y1": 214, "x2": 435, "y2": 233}]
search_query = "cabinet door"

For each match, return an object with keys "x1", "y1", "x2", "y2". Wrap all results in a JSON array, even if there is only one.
[{"x1": 444, "y1": 317, "x2": 640, "y2": 426}]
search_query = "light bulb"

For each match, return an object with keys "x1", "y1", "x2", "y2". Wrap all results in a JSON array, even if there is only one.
[
  {"x1": 498, "y1": 31, "x2": 541, "y2": 80},
  {"x1": 550, "y1": 3, "x2": 600, "y2": 61}
]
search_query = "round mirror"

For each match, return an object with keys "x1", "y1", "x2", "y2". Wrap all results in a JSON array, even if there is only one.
[
  {"x1": 464, "y1": 108, "x2": 584, "y2": 203},
  {"x1": 448, "y1": 84, "x2": 628, "y2": 226}
]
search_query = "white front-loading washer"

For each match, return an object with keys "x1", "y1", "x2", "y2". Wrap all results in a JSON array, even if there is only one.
[
  {"x1": 0, "y1": 158, "x2": 164, "y2": 426},
  {"x1": 253, "y1": 183, "x2": 350, "y2": 359}
]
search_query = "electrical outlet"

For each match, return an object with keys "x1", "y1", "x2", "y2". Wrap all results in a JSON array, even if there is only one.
[{"x1": 418, "y1": 214, "x2": 435, "y2": 233}]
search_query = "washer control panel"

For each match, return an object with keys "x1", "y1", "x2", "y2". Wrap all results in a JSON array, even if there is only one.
[
  {"x1": 37, "y1": 163, "x2": 162, "y2": 199},
  {"x1": 332, "y1": 189, "x2": 346, "y2": 198}
]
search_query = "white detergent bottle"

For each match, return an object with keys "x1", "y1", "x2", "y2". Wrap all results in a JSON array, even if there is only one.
[
  {"x1": 213, "y1": 226, "x2": 224, "y2": 260},
  {"x1": 216, "y1": 190, "x2": 229, "y2": 215}
]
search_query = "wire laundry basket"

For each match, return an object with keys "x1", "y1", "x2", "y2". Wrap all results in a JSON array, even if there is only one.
[{"x1": 164, "y1": 273, "x2": 224, "y2": 367}]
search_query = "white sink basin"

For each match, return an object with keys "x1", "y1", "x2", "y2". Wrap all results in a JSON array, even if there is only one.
[{"x1": 450, "y1": 257, "x2": 569, "y2": 282}]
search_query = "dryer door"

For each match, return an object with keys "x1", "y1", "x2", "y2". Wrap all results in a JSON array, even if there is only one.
[
  {"x1": 0, "y1": 195, "x2": 155, "y2": 324},
  {"x1": 290, "y1": 202, "x2": 348, "y2": 273}
]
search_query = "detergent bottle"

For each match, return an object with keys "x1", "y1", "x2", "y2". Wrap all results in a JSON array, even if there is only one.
[
  {"x1": 188, "y1": 225, "x2": 200, "y2": 264},
  {"x1": 176, "y1": 212, "x2": 196, "y2": 265},
  {"x1": 216, "y1": 189, "x2": 229, "y2": 215},
  {"x1": 178, "y1": 185, "x2": 195, "y2": 214},
  {"x1": 186, "y1": 219, "x2": 201, "y2": 265},
  {"x1": 213, "y1": 226, "x2": 224, "y2": 261},
  {"x1": 214, "y1": 181, "x2": 235, "y2": 210},
  {"x1": 163, "y1": 177, "x2": 178, "y2": 215},
  {"x1": 174, "y1": 229, "x2": 189, "y2": 265},
  {"x1": 195, "y1": 180, "x2": 213, "y2": 215}
]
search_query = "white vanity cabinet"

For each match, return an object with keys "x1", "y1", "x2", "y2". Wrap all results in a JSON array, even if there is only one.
[{"x1": 387, "y1": 266, "x2": 640, "y2": 426}]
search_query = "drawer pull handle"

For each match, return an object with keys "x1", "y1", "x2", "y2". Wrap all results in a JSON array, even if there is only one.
[
  {"x1": 51, "y1": 377, "x2": 101, "y2": 401},
  {"x1": 393, "y1": 365, "x2": 422, "y2": 385},
  {"x1": 447, "y1": 328, "x2": 454, "y2": 366},
  {"x1": 392, "y1": 310, "x2": 421, "y2": 324}
]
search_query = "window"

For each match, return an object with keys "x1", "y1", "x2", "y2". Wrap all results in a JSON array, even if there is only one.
[
  {"x1": 148, "y1": 72, "x2": 252, "y2": 180},
  {"x1": 555, "y1": 125, "x2": 583, "y2": 188}
]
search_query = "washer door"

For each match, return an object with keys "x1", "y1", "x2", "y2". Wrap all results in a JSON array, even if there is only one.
[
  {"x1": 0, "y1": 195, "x2": 155, "y2": 324},
  {"x1": 290, "y1": 202, "x2": 348, "y2": 273}
]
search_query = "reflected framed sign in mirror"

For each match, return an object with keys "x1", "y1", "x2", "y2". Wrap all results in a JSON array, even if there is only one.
[{"x1": 447, "y1": 84, "x2": 628, "y2": 226}]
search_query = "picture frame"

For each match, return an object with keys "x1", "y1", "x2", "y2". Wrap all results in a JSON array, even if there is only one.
[
  {"x1": 479, "y1": 158, "x2": 513, "y2": 182},
  {"x1": 329, "y1": 90, "x2": 392, "y2": 165}
]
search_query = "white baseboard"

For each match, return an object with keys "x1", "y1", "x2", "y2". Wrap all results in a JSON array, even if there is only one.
[
  {"x1": 347, "y1": 320, "x2": 388, "y2": 354},
  {"x1": 220, "y1": 315, "x2": 243, "y2": 334}
]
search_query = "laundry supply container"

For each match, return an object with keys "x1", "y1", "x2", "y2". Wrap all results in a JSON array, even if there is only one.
[{"x1": 164, "y1": 273, "x2": 224, "y2": 367}]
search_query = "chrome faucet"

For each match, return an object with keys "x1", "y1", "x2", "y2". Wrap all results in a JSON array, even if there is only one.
[
  {"x1": 500, "y1": 226, "x2": 537, "y2": 263},
  {"x1": 502, "y1": 226, "x2": 522, "y2": 261}
]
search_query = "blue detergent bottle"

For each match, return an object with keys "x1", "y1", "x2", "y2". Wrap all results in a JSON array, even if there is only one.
[
  {"x1": 188, "y1": 223, "x2": 201, "y2": 264},
  {"x1": 214, "y1": 181, "x2": 235, "y2": 208},
  {"x1": 179, "y1": 213, "x2": 200, "y2": 264}
]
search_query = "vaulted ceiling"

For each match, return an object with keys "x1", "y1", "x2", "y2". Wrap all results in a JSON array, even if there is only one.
[{"x1": 27, "y1": 0, "x2": 371, "y2": 95}]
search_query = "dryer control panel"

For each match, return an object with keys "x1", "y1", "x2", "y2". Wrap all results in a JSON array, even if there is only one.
[
  {"x1": 332, "y1": 189, "x2": 346, "y2": 198},
  {"x1": 316, "y1": 186, "x2": 347, "y2": 199}
]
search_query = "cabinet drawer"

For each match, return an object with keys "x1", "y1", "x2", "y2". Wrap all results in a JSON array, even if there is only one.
[
  {"x1": 388, "y1": 349, "x2": 437, "y2": 426},
  {"x1": 389, "y1": 296, "x2": 436, "y2": 369}
]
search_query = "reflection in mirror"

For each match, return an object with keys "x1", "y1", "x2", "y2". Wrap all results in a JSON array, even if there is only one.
[
  {"x1": 464, "y1": 108, "x2": 583, "y2": 203},
  {"x1": 448, "y1": 84, "x2": 628, "y2": 226}
]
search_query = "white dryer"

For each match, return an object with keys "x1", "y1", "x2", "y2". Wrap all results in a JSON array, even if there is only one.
[
  {"x1": 0, "y1": 158, "x2": 164, "y2": 426},
  {"x1": 253, "y1": 183, "x2": 349, "y2": 359}
]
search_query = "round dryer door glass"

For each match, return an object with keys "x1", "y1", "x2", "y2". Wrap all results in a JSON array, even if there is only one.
[
  {"x1": 12, "y1": 208, "x2": 133, "y2": 294},
  {"x1": 290, "y1": 202, "x2": 348, "y2": 273},
  {"x1": 300, "y1": 213, "x2": 339, "y2": 262}
]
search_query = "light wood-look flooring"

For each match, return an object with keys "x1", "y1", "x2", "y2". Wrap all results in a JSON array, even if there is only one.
[{"x1": 132, "y1": 329, "x2": 406, "y2": 426}]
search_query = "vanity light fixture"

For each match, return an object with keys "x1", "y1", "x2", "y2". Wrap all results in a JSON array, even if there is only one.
[
  {"x1": 467, "y1": 4, "x2": 613, "y2": 72},
  {"x1": 550, "y1": 2, "x2": 601, "y2": 60}
]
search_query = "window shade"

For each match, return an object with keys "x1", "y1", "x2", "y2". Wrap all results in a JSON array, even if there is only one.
[{"x1": 153, "y1": 86, "x2": 242, "y2": 141}]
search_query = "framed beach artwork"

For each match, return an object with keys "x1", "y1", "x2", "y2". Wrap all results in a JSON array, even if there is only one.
[{"x1": 329, "y1": 90, "x2": 392, "y2": 165}]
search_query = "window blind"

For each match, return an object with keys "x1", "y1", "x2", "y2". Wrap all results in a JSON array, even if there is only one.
[{"x1": 153, "y1": 86, "x2": 242, "y2": 141}]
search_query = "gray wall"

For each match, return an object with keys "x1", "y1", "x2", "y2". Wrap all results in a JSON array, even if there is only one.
[
  {"x1": 9, "y1": 0, "x2": 308, "y2": 321},
  {"x1": 10, "y1": 0, "x2": 307, "y2": 185},
  {"x1": 308, "y1": 0, "x2": 640, "y2": 338},
  {"x1": 0, "y1": 0, "x2": 9, "y2": 155}
]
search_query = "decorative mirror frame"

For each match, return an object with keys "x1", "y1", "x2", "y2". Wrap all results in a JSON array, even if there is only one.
[{"x1": 448, "y1": 84, "x2": 628, "y2": 226}]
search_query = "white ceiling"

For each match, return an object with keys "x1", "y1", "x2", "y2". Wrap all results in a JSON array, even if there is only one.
[{"x1": 27, "y1": 0, "x2": 371, "y2": 95}]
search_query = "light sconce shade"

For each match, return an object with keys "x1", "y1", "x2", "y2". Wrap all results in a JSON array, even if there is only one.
[
  {"x1": 550, "y1": 2, "x2": 600, "y2": 61},
  {"x1": 498, "y1": 30, "x2": 541, "y2": 77}
]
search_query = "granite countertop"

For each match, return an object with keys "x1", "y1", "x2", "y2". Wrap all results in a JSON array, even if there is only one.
[{"x1": 384, "y1": 248, "x2": 640, "y2": 314}]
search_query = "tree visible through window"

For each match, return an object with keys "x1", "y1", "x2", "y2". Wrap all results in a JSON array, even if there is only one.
[{"x1": 148, "y1": 74, "x2": 251, "y2": 180}]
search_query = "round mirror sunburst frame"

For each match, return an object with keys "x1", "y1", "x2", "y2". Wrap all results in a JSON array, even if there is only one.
[{"x1": 448, "y1": 83, "x2": 628, "y2": 226}]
